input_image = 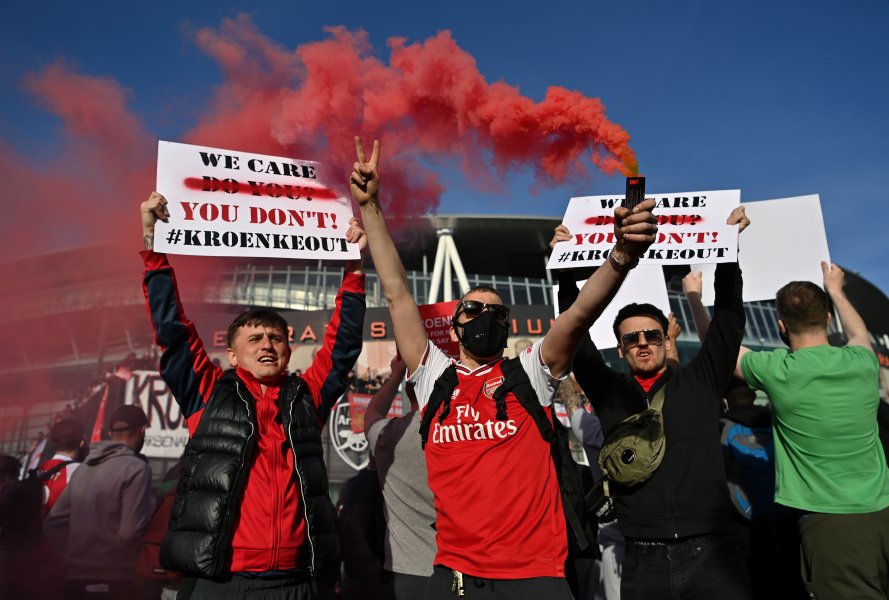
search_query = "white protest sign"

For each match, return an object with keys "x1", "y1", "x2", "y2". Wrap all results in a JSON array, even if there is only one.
[
  {"x1": 553, "y1": 264, "x2": 670, "y2": 350},
  {"x1": 154, "y1": 141, "x2": 359, "y2": 260},
  {"x1": 547, "y1": 190, "x2": 741, "y2": 269},
  {"x1": 125, "y1": 370, "x2": 189, "y2": 458},
  {"x1": 698, "y1": 195, "x2": 831, "y2": 305}
]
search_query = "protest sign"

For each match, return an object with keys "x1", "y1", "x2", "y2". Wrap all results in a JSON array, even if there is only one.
[
  {"x1": 547, "y1": 189, "x2": 741, "y2": 269},
  {"x1": 154, "y1": 141, "x2": 359, "y2": 260},
  {"x1": 697, "y1": 195, "x2": 830, "y2": 305},
  {"x1": 553, "y1": 264, "x2": 671, "y2": 350},
  {"x1": 124, "y1": 370, "x2": 189, "y2": 459},
  {"x1": 419, "y1": 300, "x2": 460, "y2": 358},
  {"x1": 347, "y1": 392, "x2": 404, "y2": 434}
]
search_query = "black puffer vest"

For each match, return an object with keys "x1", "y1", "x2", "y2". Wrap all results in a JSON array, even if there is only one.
[{"x1": 159, "y1": 370, "x2": 339, "y2": 578}]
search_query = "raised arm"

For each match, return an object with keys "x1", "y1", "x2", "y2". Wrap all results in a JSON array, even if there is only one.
[
  {"x1": 140, "y1": 193, "x2": 221, "y2": 433},
  {"x1": 351, "y1": 137, "x2": 428, "y2": 373},
  {"x1": 682, "y1": 271, "x2": 712, "y2": 342},
  {"x1": 823, "y1": 261, "x2": 872, "y2": 351},
  {"x1": 541, "y1": 199, "x2": 658, "y2": 377},
  {"x1": 666, "y1": 312, "x2": 682, "y2": 369},
  {"x1": 364, "y1": 354, "x2": 406, "y2": 435},
  {"x1": 302, "y1": 219, "x2": 367, "y2": 424}
]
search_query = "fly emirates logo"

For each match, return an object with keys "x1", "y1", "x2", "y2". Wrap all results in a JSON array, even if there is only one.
[{"x1": 431, "y1": 402, "x2": 518, "y2": 444}]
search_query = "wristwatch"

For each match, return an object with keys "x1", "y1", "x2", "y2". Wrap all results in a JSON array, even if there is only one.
[{"x1": 608, "y1": 249, "x2": 639, "y2": 273}]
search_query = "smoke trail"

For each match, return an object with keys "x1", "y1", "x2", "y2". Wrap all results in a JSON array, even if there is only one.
[{"x1": 0, "y1": 18, "x2": 636, "y2": 411}]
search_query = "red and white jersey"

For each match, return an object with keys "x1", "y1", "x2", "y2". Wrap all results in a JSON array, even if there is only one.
[
  {"x1": 40, "y1": 455, "x2": 80, "y2": 517},
  {"x1": 409, "y1": 339, "x2": 567, "y2": 579}
]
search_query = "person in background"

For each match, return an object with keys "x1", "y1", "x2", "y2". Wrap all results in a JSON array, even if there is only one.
[
  {"x1": 39, "y1": 418, "x2": 86, "y2": 517},
  {"x1": 736, "y1": 262, "x2": 889, "y2": 599},
  {"x1": 44, "y1": 405, "x2": 155, "y2": 600},
  {"x1": 364, "y1": 353, "x2": 436, "y2": 599}
]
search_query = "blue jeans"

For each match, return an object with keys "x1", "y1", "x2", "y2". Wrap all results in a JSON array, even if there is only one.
[{"x1": 621, "y1": 533, "x2": 752, "y2": 600}]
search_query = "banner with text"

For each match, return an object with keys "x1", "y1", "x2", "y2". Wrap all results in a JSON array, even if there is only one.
[
  {"x1": 419, "y1": 300, "x2": 460, "y2": 358},
  {"x1": 547, "y1": 189, "x2": 741, "y2": 269},
  {"x1": 124, "y1": 370, "x2": 189, "y2": 458},
  {"x1": 154, "y1": 141, "x2": 359, "y2": 260}
]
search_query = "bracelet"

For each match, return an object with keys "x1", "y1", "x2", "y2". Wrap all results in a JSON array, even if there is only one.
[{"x1": 608, "y1": 250, "x2": 639, "y2": 273}]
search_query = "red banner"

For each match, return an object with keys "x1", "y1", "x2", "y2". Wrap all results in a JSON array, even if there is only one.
[
  {"x1": 418, "y1": 300, "x2": 460, "y2": 359},
  {"x1": 347, "y1": 392, "x2": 403, "y2": 433}
]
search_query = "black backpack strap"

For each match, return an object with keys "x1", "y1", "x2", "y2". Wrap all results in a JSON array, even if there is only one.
[
  {"x1": 495, "y1": 358, "x2": 592, "y2": 552},
  {"x1": 32, "y1": 460, "x2": 70, "y2": 482},
  {"x1": 419, "y1": 364, "x2": 459, "y2": 449}
]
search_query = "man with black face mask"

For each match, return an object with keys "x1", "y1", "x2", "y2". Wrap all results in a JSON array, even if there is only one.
[{"x1": 351, "y1": 137, "x2": 658, "y2": 599}]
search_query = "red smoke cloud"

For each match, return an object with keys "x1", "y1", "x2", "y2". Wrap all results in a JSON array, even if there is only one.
[
  {"x1": 0, "y1": 18, "x2": 636, "y2": 410},
  {"x1": 2, "y1": 17, "x2": 636, "y2": 260}
]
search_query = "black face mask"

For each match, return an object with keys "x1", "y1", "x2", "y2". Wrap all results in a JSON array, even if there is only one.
[{"x1": 454, "y1": 311, "x2": 509, "y2": 359}]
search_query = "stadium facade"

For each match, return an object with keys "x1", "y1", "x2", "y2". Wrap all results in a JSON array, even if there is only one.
[{"x1": 2, "y1": 215, "x2": 888, "y2": 489}]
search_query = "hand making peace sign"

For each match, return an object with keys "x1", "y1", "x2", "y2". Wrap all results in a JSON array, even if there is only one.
[{"x1": 350, "y1": 136, "x2": 380, "y2": 206}]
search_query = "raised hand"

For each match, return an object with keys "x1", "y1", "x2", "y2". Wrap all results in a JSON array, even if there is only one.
[
  {"x1": 822, "y1": 261, "x2": 845, "y2": 296},
  {"x1": 140, "y1": 192, "x2": 170, "y2": 250},
  {"x1": 614, "y1": 198, "x2": 658, "y2": 260},
  {"x1": 550, "y1": 224, "x2": 571, "y2": 249},
  {"x1": 350, "y1": 136, "x2": 380, "y2": 206},
  {"x1": 667, "y1": 312, "x2": 682, "y2": 341},
  {"x1": 726, "y1": 206, "x2": 750, "y2": 233},
  {"x1": 345, "y1": 217, "x2": 368, "y2": 254},
  {"x1": 682, "y1": 271, "x2": 703, "y2": 297}
]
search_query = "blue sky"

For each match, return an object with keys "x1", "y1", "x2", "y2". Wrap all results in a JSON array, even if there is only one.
[{"x1": 2, "y1": 0, "x2": 887, "y2": 294}]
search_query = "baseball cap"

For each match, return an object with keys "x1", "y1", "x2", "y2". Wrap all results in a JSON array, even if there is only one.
[{"x1": 108, "y1": 405, "x2": 149, "y2": 432}]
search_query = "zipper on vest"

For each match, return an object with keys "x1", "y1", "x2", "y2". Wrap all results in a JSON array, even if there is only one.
[{"x1": 288, "y1": 381, "x2": 317, "y2": 577}]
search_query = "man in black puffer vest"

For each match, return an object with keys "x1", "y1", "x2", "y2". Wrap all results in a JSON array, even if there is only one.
[{"x1": 139, "y1": 192, "x2": 367, "y2": 599}]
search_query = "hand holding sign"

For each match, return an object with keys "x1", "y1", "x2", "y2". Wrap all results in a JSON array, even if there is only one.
[
  {"x1": 726, "y1": 205, "x2": 750, "y2": 233},
  {"x1": 350, "y1": 137, "x2": 381, "y2": 206},
  {"x1": 550, "y1": 224, "x2": 571, "y2": 249},
  {"x1": 141, "y1": 192, "x2": 170, "y2": 250},
  {"x1": 345, "y1": 217, "x2": 368, "y2": 254}
]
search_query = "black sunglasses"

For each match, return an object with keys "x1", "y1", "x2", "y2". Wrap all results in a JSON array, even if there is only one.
[
  {"x1": 456, "y1": 300, "x2": 510, "y2": 323},
  {"x1": 620, "y1": 329, "x2": 665, "y2": 349}
]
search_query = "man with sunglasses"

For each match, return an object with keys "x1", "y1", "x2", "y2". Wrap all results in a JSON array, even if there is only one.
[
  {"x1": 554, "y1": 208, "x2": 754, "y2": 599},
  {"x1": 350, "y1": 137, "x2": 657, "y2": 599}
]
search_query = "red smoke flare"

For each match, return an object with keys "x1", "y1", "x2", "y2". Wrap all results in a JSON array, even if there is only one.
[{"x1": 0, "y1": 18, "x2": 637, "y2": 409}]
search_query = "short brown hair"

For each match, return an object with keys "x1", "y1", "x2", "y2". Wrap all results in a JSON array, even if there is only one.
[
  {"x1": 50, "y1": 419, "x2": 85, "y2": 452},
  {"x1": 226, "y1": 309, "x2": 289, "y2": 347},
  {"x1": 775, "y1": 281, "x2": 829, "y2": 334}
]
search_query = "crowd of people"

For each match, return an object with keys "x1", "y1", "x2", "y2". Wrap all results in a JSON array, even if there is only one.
[{"x1": 0, "y1": 136, "x2": 887, "y2": 600}]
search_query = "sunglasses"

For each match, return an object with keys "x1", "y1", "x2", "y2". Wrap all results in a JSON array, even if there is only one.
[
  {"x1": 456, "y1": 300, "x2": 510, "y2": 323},
  {"x1": 620, "y1": 329, "x2": 665, "y2": 349}
]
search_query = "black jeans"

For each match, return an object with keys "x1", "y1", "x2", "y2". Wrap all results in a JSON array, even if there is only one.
[{"x1": 621, "y1": 533, "x2": 752, "y2": 600}]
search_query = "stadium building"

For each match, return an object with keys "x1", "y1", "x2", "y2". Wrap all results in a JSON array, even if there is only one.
[{"x1": 2, "y1": 214, "x2": 888, "y2": 490}]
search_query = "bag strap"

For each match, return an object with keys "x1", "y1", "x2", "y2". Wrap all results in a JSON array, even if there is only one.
[
  {"x1": 649, "y1": 384, "x2": 666, "y2": 411},
  {"x1": 419, "y1": 364, "x2": 459, "y2": 449},
  {"x1": 497, "y1": 358, "x2": 592, "y2": 551},
  {"x1": 30, "y1": 460, "x2": 70, "y2": 482}
]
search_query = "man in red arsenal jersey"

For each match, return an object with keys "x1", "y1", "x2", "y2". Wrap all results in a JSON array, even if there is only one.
[
  {"x1": 139, "y1": 192, "x2": 367, "y2": 599},
  {"x1": 351, "y1": 137, "x2": 657, "y2": 599},
  {"x1": 40, "y1": 418, "x2": 86, "y2": 517}
]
